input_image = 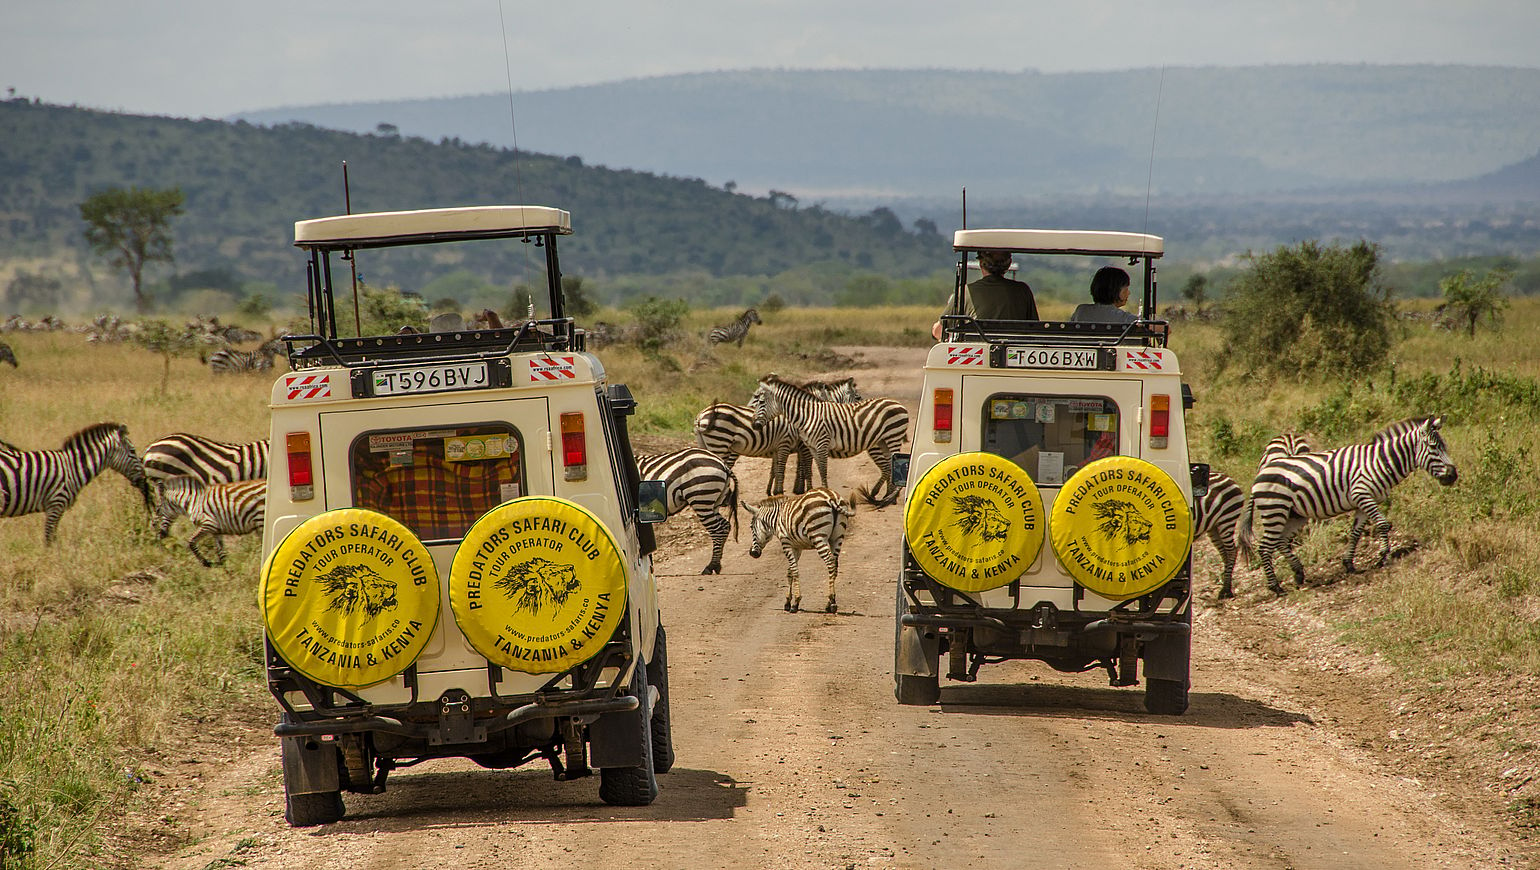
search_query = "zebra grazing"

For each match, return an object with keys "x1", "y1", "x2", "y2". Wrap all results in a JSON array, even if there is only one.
[
  {"x1": 155, "y1": 477, "x2": 266, "y2": 566},
  {"x1": 749, "y1": 374, "x2": 909, "y2": 507},
  {"x1": 707, "y1": 308, "x2": 761, "y2": 348},
  {"x1": 692, "y1": 378, "x2": 862, "y2": 497},
  {"x1": 142, "y1": 433, "x2": 270, "y2": 485},
  {"x1": 0, "y1": 341, "x2": 16, "y2": 368},
  {"x1": 0, "y1": 423, "x2": 151, "y2": 544},
  {"x1": 1195, "y1": 470, "x2": 1246, "y2": 599},
  {"x1": 637, "y1": 448, "x2": 740, "y2": 575},
  {"x1": 1238, "y1": 416, "x2": 1457, "y2": 595},
  {"x1": 745, "y1": 488, "x2": 856, "y2": 613},
  {"x1": 208, "y1": 338, "x2": 285, "y2": 374}
]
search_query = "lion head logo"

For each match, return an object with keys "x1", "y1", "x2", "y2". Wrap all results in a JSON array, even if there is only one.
[
  {"x1": 317, "y1": 563, "x2": 399, "y2": 620},
  {"x1": 951, "y1": 495, "x2": 1009, "y2": 542},
  {"x1": 495, "y1": 557, "x2": 581, "y2": 614},
  {"x1": 1094, "y1": 499, "x2": 1152, "y2": 546}
]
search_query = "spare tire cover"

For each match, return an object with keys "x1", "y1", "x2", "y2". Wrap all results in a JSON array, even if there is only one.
[
  {"x1": 1049, "y1": 456, "x2": 1193, "y2": 601},
  {"x1": 450, "y1": 496, "x2": 628, "y2": 674},
  {"x1": 261, "y1": 509, "x2": 440, "y2": 690},
  {"x1": 904, "y1": 452, "x2": 1044, "y2": 592}
]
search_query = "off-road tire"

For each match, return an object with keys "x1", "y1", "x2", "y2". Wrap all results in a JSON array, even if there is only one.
[
  {"x1": 599, "y1": 665, "x2": 659, "y2": 806},
  {"x1": 285, "y1": 791, "x2": 345, "y2": 827},
  {"x1": 647, "y1": 626, "x2": 675, "y2": 774},
  {"x1": 1144, "y1": 678, "x2": 1189, "y2": 715}
]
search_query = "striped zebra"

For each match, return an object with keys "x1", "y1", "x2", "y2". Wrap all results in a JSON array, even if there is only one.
[
  {"x1": 0, "y1": 422, "x2": 151, "y2": 544},
  {"x1": 1259, "y1": 432, "x2": 1312, "y2": 468},
  {"x1": 745, "y1": 487, "x2": 855, "y2": 613},
  {"x1": 1195, "y1": 470, "x2": 1246, "y2": 599},
  {"x1": 1238, "y1": 416, "x2": 1457, "y2": 595},
  {"x1": 142, "y1": 434, "x2": 269, "y2": 485},
  {"x1": 749, "y1": 374, "x2": 909, "y2": 507},
  {"x1": 0, "y1": 340, "x2": 15, "y2": 368},
  {"x1": 692, "y1": 377, "x2": 863, "y2": 497},
  {"x1": 208, "y1": 338, "x2": 285, "y2": 374},
  {"x1": 637, "y1": 447, "x2": 740, "y2": 575},
  {"x1": 707, "y1": 308, "x2": 761, "y2": 348},
  {"x1": 155, "y1": 477, "x2": 266, "y2": 566}
]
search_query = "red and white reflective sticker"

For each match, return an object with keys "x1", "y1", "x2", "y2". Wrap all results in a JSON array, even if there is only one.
[
  {"x1": 529, "y1": 355, "x2": 577, "y2": 381},
  {"x1": 946, "y1": 346, "x2": 985, "y2": 366},
  {"x1": 284, "y1": 373, "x2": 332, "y2": 400},
  {"x1": 1122, "y1": 349, "x2": 1168, "y2": 371}
]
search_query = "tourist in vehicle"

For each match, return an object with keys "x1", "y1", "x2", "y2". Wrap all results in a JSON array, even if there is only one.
[
  {"x1": 1069, "y1": 266, "x2": 1138, "y2": 324},
  {"x1": 931, "y1": 250, "x2": 1039, "y2": 340}
]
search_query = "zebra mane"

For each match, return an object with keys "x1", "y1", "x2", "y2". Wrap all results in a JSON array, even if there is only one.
[
  {"x1": 1371, "y1": 415, "x2": 1438, "y2": 442},
  {"x1": 64, "y1": 421, "x2": 126, "y2": 448}
]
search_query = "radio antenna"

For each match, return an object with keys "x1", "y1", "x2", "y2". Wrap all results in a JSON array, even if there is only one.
[
  {"x1": 498, "y1": 1, "x2": 525, "y2": 205},
  {"x1": 1142, "y1": 67, "x2": 1165, "y2": 240},
  {"x1": 343, "y1": 160, "x2": 361, "y2": 335}
]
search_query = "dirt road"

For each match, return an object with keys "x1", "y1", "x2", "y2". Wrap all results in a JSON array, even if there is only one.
[{"x1": 136, "y1": 347, "x2": 1533, "y2": 870}]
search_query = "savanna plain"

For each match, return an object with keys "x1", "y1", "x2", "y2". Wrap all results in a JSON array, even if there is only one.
[{"x1": 4, "y1": 300, "x2": 1540, "y2": 868}]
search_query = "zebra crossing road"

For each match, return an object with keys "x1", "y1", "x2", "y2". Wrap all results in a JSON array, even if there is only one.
[{"x1": 137, "y1": 347, "x2": 1529, "y2": 870}]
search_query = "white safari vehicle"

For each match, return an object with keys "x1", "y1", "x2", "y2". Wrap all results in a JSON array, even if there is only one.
[
  {"x1": 895, "y1": 229, "x2": 1203, "y2": 714},
  {"x1": 259, "y1": 206, "x2": 671, "y2": 826}
]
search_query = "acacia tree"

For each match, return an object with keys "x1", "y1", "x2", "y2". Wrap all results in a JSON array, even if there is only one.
[
  {"x1": 79, "y1": 186, "x2": 185, "y2": 312},
  {"x1": 1437, "y1": 268, "x2": 1511, "y2": 337}
]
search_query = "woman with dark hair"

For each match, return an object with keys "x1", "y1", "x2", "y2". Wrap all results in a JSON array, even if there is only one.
[{"x1": 1069, "y1": 266, "x2": 1137, "y2": 324}]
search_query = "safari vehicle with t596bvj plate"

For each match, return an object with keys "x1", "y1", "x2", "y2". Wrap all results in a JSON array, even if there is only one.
[
  {"x1": 260, "y1": 205, "x2": 672, "y2": 826},
  {"x1": 895, "y1": 229, "x2": 1204, "y2": 714}
]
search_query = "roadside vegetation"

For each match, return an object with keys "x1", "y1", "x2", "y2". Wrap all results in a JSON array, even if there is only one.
[{"x1": 2, "y1": 260, "x2": 1540, "y2": 864}]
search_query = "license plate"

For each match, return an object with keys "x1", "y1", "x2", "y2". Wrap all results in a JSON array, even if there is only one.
[
  {"x1": 1001, "y1": 347, "x2": 1103, "y2": 370},
  {"x1": 371, "y1": 362, "x2": 490, "y2": 396}
]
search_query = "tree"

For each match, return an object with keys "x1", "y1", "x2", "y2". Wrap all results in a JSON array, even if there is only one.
[
  {"x1": 1181, "y1": 273, "x2": 1209, "y2": 314},
  {"x1": 79, "y1": 186, "x2": 185, "y2": 312},
  {"x1": 1218, "y1": 240, "x2": 1393, "y2": 377},
  {"x1": 1436, "y1": 268, "x2": 1511, "y2": 337},
  {"x1": 130, "y1": 318, "x2": 210, "y2": 394}
]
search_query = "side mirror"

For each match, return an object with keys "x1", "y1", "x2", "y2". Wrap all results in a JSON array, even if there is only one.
[
  {"x1": 637, "y1": 480, "x2": 668, "y2": 524},
  {"x1": 890, "y1": 453, "x2": 911, "y2": 490},
  {"x1": 1189, "y1": 463, "x2": 1210, "y2": 499}
]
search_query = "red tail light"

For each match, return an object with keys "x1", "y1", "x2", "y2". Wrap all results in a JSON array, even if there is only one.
[
  {"x1": 560, "y1": 412, "x2": 587, "y2": 480},
  {"x1": 1149, "y1": 394, "x2": 1171, "y2": 448},
  {"x1": 933, "y1": 388, "x2": 953, "y2": 443},
  {"x1": 286, "y1": 432, "x2": 315, "y2": 500}
]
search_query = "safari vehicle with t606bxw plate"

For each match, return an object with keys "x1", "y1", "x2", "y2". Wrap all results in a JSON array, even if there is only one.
[
  {"x1": 259, "y1": 205, "x2": 672, "y2": 826},
  {"x1": 895, "y1": 229, "x2": 1205, "y2": 714}
]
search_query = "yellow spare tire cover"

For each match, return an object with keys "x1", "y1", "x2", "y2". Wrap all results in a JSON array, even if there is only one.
[
  {"x1": 261, "y1": 509, "x2": 440, "y2": 690},
  {"x1": 904, "y1": 452, "x2": 1044, "y2": 593},
  {"x1": 450, "y1": 496, "x2": 628, "y2": 674},
  {"x1": 1050, "y1": 456, "x2": 1193, "y2": 601}
]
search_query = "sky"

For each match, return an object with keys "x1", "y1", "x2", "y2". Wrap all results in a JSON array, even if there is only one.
[{"x1": 4, "y1": 0, "x2": 1538, "y2": 120}]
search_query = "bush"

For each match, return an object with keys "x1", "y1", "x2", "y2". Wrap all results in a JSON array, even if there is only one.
[
  {"x1": 1218, "y1": 240, "x2": 1393, "y2": 378},
  {"x1": 357, "y1": 283, "x2": 428, "y2": 336},
  {"x1": 627, "y1": 296, "x2": 690, "y2": 361}
]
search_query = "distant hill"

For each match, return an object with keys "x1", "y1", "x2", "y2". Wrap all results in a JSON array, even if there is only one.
[
  {"x1": 234, "y1": 65, "x2": 1540, "y2": 202},
  {"x1": 0, "y1": 99, "x2": 943, "y2": 304}
]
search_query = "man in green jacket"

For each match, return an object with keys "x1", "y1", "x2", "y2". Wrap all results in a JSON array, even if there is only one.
[{"x1": 931, "y1": 250, "x2": 1039, "y2": 340}]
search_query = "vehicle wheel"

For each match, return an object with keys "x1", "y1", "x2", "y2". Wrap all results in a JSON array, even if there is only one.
[
  {"x1": 895, "y1": 672, "x2": 941, "y2": 706},
  {"x1": 1144, "y1": 678, "x2": 1189, "y2": 715},
  {"x1": 599, "y1": 663, "x2": 659, "y2": 806},
  {"x1": 647, "y1": 625, "x2": 675, "y2": 774},
  {"x1": 285, "y1": 790, "x2": 345, "y2": 827}
]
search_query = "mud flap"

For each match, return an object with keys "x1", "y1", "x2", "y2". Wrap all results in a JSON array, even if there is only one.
[
  {"x1": 1141, "y1": 627, "x2": 1191, "y2": 685},
  {"x1": 893, "y1": 582, "x2": 940, "y2": 679},
  {"x1": 588, "y1": 668, "x2": 649, "y2": 769},
  {"x1": 281, "y1": 735, "x2": 341, "y2": 797}
]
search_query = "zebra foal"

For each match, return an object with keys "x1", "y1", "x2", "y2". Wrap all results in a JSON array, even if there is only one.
[
  {"x1": 142, "y1": 433, "x2": 270, "y2": 485},
  {"x1": 707, "y1": 308, "x2": 761, "y2": 347},
  {"x1": 155, "y1": 477, "x2": 266, "y2": 566},
  {"x1": 0, "y1": 422, "x2": 150, "y2": 544},
  {"x1": 745, "y1": 487, "x2": 855, "y2": 613},
  {"x1": 637, "y1": 447, "x2": 739, "y2": 575},
  {"x1": 1238, "y1": 416, "x2": 1457, "y2": 595},
  {"x1": 749, "y1": 374, "x2": 909, "y2": 506}
]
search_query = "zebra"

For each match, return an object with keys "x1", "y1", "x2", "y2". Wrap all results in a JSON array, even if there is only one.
[
  {"x1": 692, "y1": 377, "x2": 863, "y2": 497},
  {"x1": 707, "y1": 308, "x2": 761, "y2": 348},
  {"x1": 636, "y1": 447, "x2": 740, "y2": 575},
  {"x1": 155, "y1": 477, "x2": 266, "y2": 566},
  {"x1": 0, "y1": 422, "x2": 151, "y2": 544},
  {"x1": 1259, "y1": 432, "x2": 1312, "y2": 468},
  {"x1": 749, "y1": 374, "x2": 909, "y2": 507},
  {"x1": 1195, "y1": 470, "x2": 1246, "y2": 599},
  {"x1": 208, "y1": 338, "x2": 285, "y2": 374},
  {"x1": 1237, "y1": 416, "x2": 1458, "y2": 595},
  {"x1": 142, "y1": 433, "x2": 269, "y2": 486},
  {"x1": 744, "y1": 487, "x2": 855, "y2": 614},
  {"x1": 0, "y1": 341, "x2": 15, "y2": 368}
]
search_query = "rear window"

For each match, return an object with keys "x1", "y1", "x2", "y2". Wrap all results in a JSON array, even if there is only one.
[
  {"x1": 982, "y1": 394, "x2": 1120, "y2": 485},
  {"x1": 350, "y1": 424, "x2": 525, "y2": 542}
]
